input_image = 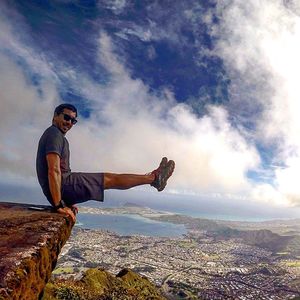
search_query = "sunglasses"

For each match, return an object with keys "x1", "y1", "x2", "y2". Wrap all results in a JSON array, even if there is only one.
[{"x1": 61, "y1": 113, "x2": 78, "y2": 125}]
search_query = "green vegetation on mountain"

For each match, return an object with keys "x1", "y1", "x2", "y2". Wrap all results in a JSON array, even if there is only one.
[
  {"x1": 150, "y1": 214, "x2": 222, "y2": 231},
  {"x1": 211, "y1": 227, "x2": 291, "y2": 250},
  {"x1": 43, "y1": 268, "x2": 166, "y2": 300},
  {"x1": 150, "y1": 214, "x2": 299, "y2": 254}
]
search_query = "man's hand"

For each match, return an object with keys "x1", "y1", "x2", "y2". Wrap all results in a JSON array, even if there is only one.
[
  {"x1": 71, "y1": 204, "x2": 78, "y2": 214},
  {"x1": 57, "y1": 207, "x2": 76, "y2": 223}
]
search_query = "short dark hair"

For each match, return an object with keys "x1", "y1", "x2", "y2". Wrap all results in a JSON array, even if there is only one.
[{"x1": 54, "y1": 103, "x2": 78, "y2": 117}]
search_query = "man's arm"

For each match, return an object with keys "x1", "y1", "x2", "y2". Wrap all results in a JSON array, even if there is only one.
[{"x1": 46, "y1": 153, "x2": 76, "y2": 222}]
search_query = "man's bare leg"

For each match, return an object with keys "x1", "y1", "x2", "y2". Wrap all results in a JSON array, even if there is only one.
[
  {"x1": 104, "y1": 173, "x2": 155, "y2": 190},
  {"x1": 103, "y1": 157, "x2": 175, "y2": 191}
]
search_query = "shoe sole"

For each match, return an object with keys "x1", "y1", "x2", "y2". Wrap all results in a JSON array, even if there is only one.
[
  {"x1": 150, "y1": 157, "x2": 168, "y2": 187},
  {"x1": 160, "y1": 157, "x2": 168, "y2": 168},
  {"x1": 157, "y1": 160, "x2": 175, "y2": 192}
]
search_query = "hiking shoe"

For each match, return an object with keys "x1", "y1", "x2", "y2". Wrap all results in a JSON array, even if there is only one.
[
  {"x1": 146, "y1": 157, "x2": 168, "y2": 176},
  {"x1": 157, "y1": 157, "x2": 168, "y2": 171},
  {"x1": 151, "y1": 159, "x2": 175, "y2": 192}
]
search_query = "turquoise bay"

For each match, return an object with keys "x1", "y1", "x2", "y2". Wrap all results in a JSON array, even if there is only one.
[{"x1": 76, "y1": 213, "x2": 186, "y2": 237}]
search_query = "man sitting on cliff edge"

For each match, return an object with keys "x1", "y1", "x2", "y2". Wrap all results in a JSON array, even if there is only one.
[{"x1": 36, "y1": 103, "x2": 175, "y2": 223}]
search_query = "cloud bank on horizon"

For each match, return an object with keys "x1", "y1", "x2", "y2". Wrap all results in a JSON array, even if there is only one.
[{"x1": 0, "y1": 0, "x2": 300, "y2": 209}]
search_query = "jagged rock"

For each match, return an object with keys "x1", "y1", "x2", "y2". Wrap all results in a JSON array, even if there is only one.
[
  {"x1": 0, "y1": 202, "x2": 74, "y2": 300},
  {"x1": 43, "y1": 268, "x2": 166, "y2": 300}
]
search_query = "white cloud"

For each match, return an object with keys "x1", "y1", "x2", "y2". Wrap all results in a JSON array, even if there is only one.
[
  {"x1": 0, "y1": 5, "x2": 59, "y2": 179},
  {"x1": 212, "y1": 0, "x2": 300, "y2": 205},
  {"x1": 0, "y1": 6, "x2": 57, "y2": 82},
  {"x1": 101, "y1": 0, "x2": 127, "y2": 14},
  {"x1": 0, "y1": 52, "x2": 57, "y2": 177},
  {"x1": 68, "y1": 33, "x2": 260, "y2": 197}
]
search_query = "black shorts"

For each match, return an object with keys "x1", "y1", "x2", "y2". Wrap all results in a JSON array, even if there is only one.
[{"x1": 61, "y1": 172, "x2": 104, "y2": 205}]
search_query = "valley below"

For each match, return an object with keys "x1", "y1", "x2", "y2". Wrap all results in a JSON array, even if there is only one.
[{"x1": 52, "y1": 204, "x2": 300, "y2": 299}]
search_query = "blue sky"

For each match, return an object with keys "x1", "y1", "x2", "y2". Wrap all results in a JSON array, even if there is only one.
[{"x1": 1, "y1": 0, "x2": 300, "y2": 219}]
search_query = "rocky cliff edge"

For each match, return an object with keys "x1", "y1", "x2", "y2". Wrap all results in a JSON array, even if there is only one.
[{"x1": 0, "y1": 202, "x2": 74, "y2": 300}]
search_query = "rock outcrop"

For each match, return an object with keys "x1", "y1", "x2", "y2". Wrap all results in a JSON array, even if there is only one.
[
  {"x1": 43, "y1": 268, "x2": 166, "y2": 300},
  {"x1": 0, "y1": 202, "x2": 74, "y2": 300}
]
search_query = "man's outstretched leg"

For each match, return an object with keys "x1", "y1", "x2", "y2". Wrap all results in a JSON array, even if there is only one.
[
  {"x1": 104, "y1": 157, "x2": 175, "y2": 192},
  {"x1": 104, "y1": 173, "x2": 155, "y2": 189}
]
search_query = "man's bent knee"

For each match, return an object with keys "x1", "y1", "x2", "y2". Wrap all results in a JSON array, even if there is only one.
[{"x1": 103, "y1": 173, "x2": 114, "y2": 189}]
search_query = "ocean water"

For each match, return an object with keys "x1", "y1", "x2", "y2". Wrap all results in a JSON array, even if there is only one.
[{"x1": 76, "y1": 213, "x2": 187, "y2": 237}]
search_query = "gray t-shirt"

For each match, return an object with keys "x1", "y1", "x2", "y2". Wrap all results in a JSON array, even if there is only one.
[{"x1": 36, "y1": 125, "x2": 71, "y2": 204}]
